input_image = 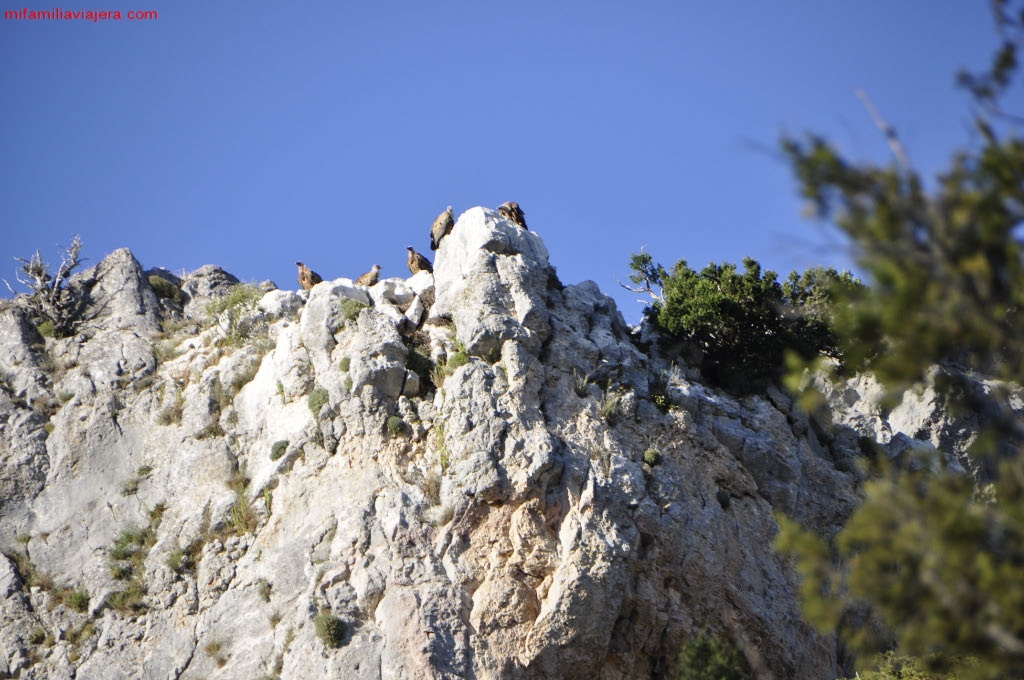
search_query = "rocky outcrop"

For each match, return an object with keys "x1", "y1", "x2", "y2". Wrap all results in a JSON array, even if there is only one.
[{"x1": 0, "y1": 207, "x2": 1002, "y2": 679}]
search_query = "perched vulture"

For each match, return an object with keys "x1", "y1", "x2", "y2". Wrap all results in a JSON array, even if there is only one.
[
  {"x1": 406, "y1": 246, "x2": 433, "y2": 275},
  {"x1": 296, "y1": 261, "x2": 323, "y2": 291},
  {"x1": 497, "y1": 201, "x2": 528, "y2": 229},
  {"x1": 354, "y1": 264, "x2": 382, "y2": 287},
  {"x1": 429, "y1": 206, "x2": 455, "y2": 251}
]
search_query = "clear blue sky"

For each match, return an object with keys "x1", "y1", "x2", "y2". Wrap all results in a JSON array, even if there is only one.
[{"x1": 0, "y1": 1, "x2": 1002, "y2": 323}]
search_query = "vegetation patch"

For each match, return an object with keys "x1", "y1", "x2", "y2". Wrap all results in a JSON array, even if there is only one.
[
  {"x1": 435, "y1": 422, "x2": 449, "y2": 472},
  {"x1": 674, "y1": 630, "x2": 750, "y2": 680},
  {"x1": 49, "y1": 586, "x2": 90, "y2": 612},
  {"x1": 196, "y1": 423, "x2": 226, "y2": 440},
  {"x1": 341, "y1": 299, "x2": 367, "y2": 322},
  {"x1": 629, "y1": 252, "x2": 857, "y2": 395},
  {"x1": 444, "y1": 341, "x2": 469, "y2": 374},
  {"x1": 307, "y1": 388, "x2": 329, "y2": 416},
  {"x1": 599, "y1": 388, "x2": 623, "y2": 424},
  {"x1": 105, "y1": 504, "x2": 164, "y2": 613},
  {"x1": 7, "y1": 550, "x2": 54, "y2": 592},
  {"x1": 148, "y1": 275, "x2": 185, "y2": 304},
  {"x1": 386, "y1": 415, "x2": 407, "y2": 437},
  {"x1": 206, "y1": 283, "x2": 267, "y2": 348},
  {"x1": 225, "y1": 470, "x2": 259, "y2": 536},
  {"x1": 204, "y1": 639, "x2": 228, "y2": 667},
  {"x1": 156, "y1": 388, "x2": 185, "y2": 425},
  {"x1": 406, "y1": 349, "x2": 435, "y2": 393},
  {"x1": 270, "y1": 440, "x2": 288, "y2": 461},
  {"x1": 314, "y1": 610, "x2": 346, "y2": 648},
  {"x1": 9, "y1": 235, "x2": 85, "y2": 338}
]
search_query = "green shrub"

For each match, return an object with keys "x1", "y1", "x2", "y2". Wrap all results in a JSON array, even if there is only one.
[
  {"x1": 166, "y1": 548, "x2": 191, "y2": 574},
  {"x1": 338, "y1": 357, "x2": 351, "y2": 372},
  {"x1": 68, "y1": 589, "x2": 90, "y2": 612},
  {"x1": 37, "y1": 320, "x2": 54, "y2": 337},
  {"x1": 386, "y1": 416, "x2": 407, "y2": 437},
  {"x1": 206, "y1": 283, "x2": 266, "y2": 347},
  {"x1": 341, "y1": 299, "x2": 367, "y2": 322},
  {"x1": 572, "y1": 368, "x2": 592, "y2": 397},
  {"x1": 270, "y1": 440, "x2": 288, "y2": 461},
  {"x1": 344, "y1": 376, "x2": 353, "y2": 392},
  {"x1": 314, "y1": 611, "x2": 346, "y2": 648},
  {"x1": 206, "y1": 284, "x2": 262, "y2": 316},
  {"x1": 675, "y1": 630, "x2": 750, "y2": 680},
  {"x1": 223, "y1": 470, "x2": 259, "y2": 536},
  {"x1": 66, "y1": 621, "x2": 96, "y2": 645},
  {"x1": 440, "y1": 340, "x2": 469, "y2": 377},
  {"x1": 106, "y1": 579, "x2": 147, "y2": 613},
  {"x1": 109, "y1": 527, "x2": 153, "y2": 562},
  {"x1": 28, "y1": 627, "x2": 46, "y2": 645},
  {"x1": 599, "y1": 388, "x2": 622, "y2": 423},
  {"x1": 643, "y1": 448, "x2": 661, "y2": 466},
  {"x1": 631, "y1": 253, "x2": 858, "y2": 394},
  {"x1": 148, "y1": 275, "x2": 185, "y2": 304},
  {"x1": 308, "y1": 388, "x2": 329, "y2": 416}
]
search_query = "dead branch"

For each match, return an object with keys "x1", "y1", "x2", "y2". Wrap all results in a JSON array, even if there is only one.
[{"x1": 855, "y1": 88, "x2": 911, "y2": 171}]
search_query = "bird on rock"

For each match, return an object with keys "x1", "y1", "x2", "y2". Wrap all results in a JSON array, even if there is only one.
[
  {"x1": 406, "y1": 246, "x2": 433, "y2": 275},
  {"x1": 430, "y1": 206, "x2": 454, "y2": 251},
  {"x1": 296, "y1": 261, "x2": 323, "y2": 291},
  {"x1": 497, "y1": 201, "x2": 528, "y2": 229},
  {"x1": 354, "y1": 264, "x2": 382, "y2": 287}
]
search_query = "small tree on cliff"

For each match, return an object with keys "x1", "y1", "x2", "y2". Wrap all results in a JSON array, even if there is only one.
[
  {"x1": 627, "y1": 252, "x2": 858, "y2": 394},
  {"x1": 4, "y1": 235, "x2": 86, "y2": 337}
]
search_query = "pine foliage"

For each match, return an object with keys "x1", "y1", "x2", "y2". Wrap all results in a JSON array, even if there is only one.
[{"x1": 776, "y1": 3, "x2": 1024, "y2": 677}]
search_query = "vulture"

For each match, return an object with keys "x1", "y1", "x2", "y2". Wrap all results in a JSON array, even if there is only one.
[
  {"x1": 296, "y1": 261, "x2": 323, "y2": 291},
  {"x1": 497, "y1": 201, "x2": 528, "y2": 229},
  {"x1": 430, "y1": 206, "x2": 455, "y2": 251},
  {"x1": 354, "y1": 264, "x2": 382, "y2": 287},
  {"x1": 407, "y1": 246, "x2": 433, "y2": 275}
]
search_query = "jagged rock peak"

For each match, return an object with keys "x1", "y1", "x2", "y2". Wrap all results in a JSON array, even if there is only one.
[{"x1": 6, "y1": 209, "x2": 1013, "y2": 678}]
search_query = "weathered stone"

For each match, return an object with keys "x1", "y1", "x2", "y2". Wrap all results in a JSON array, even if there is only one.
[
  {"x1": 1, "y1": 207, "x2": 1008, "y2": 680},
  {"x1": 180, "y1": 264, "x2": 241, "y2": 319}
]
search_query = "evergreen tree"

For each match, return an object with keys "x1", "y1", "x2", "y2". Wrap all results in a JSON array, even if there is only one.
[
  {"x1": 776, "y1": 3, "x2": 1024, "y2": 677},
  {"x1": 628, "y1": 253, "x2": 857, "y2": 394}
]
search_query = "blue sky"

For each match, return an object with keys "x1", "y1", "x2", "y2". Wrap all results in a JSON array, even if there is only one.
[{"x1": 0, "y1": 1, "x2": 1003, "y2": 323}]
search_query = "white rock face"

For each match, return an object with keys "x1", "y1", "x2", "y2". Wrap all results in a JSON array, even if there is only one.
[
  {"x1": 0, "y1": 212, "x2": 1009, "y2": 679},
  {"x1": 433, "y1": 207, "x2": 552, "y2": 358}
]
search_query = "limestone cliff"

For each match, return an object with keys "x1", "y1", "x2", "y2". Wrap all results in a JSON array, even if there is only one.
[{"x1": 0, "y1": 208, "x2": 1003, "y2": 679}]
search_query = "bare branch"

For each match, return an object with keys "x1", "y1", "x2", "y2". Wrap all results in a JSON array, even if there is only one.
[
  {"x1": 855, "y1": 88, "x2": 912, "y2": 171},
  {"x1": 617, "y1": 279, "x2": 664, "y2": 303},
  {"x1": 7, "y1": 236, "x2": 86, "y2": 337}
]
